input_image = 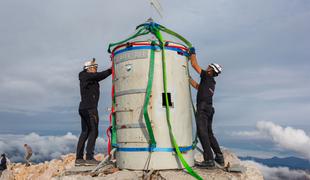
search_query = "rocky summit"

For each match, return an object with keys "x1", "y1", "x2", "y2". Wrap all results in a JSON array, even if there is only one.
[{"x1": 0, "y1": 149, "x2": 263, "y2": 180}]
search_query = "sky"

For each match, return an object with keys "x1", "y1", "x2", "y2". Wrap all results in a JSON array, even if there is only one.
[{"x1": 0, "y1": 0, "x2": 310, "y2": 163}]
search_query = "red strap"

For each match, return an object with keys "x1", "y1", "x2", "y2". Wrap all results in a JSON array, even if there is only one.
[
  {"x1": 112, "y1": 41, "x2": 188, "y2": 53},
  {"x1": 106, "y1": 53, "x2": 115, "y2": 155},
  {"x1": 106, "y1": 125, "x2": 112, "y2": 154}
]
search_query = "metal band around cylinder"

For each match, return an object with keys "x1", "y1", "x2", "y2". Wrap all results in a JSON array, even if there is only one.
[
  {"x1": 113, "y1": 46, "x2": 189, "y2": 57},
  {"x1": 115, "y1": 89, "x2": 146, "y2": 97},
  {"x1": 117, "y1": 146, "x2": 192, "y2": 152},
  {"x1": 116, "y1": 123, "x2": 146, "y2": 129}
]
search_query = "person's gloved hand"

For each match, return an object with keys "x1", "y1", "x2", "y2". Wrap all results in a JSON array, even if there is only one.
[{"x1": 189, "y1": 47, "x2": 196, "y2": 55}]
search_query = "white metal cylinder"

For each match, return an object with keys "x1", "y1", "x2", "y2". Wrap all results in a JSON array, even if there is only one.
[{"x1": 112, "y1": 41, "x2": 194, "y2": 170}]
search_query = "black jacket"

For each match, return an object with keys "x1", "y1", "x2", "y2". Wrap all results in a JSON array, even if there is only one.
[
  {"x1": 79, "y1": 68, "x2": 112, "y2": 110},
  {"x1": 0, "y1": 156, "x2": 7, "y2": 170},
  {"x1": 197, "y1": 69, "x2": 216, "y2": 105}
]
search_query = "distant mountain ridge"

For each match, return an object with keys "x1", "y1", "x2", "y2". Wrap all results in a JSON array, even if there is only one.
[{"x1": 239, "y1": 156, "x2": 310, "y2": 170}]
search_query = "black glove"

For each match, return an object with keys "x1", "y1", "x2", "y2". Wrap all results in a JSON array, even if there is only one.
[{"x1": 189, "y1": 47, "x2": 196, "y2": 55}]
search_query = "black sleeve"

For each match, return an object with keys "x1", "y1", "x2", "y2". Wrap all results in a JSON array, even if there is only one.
[
  {"x1": 200, "y1": 69, "x2": 207, "y2": 79},
  {"x1": 1, "y1": 157, "x2": 6, "y2": 164},
  {"x1": 85, "y1": 68, "x2": 112, "y2": 82}
]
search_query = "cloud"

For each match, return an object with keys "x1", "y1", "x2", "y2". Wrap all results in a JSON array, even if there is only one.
[
  {"x1": 231, "y1": 130, "x2": 265, "y2": 139},
  {"x1": 233, "y1": 121, "x2": 310, "y2": 159},
  {"x1": 244, "y1": 160, "x2": 310, "y2": 180},
  {"x1": 0, "y1": 132, "x2": 107, "y2": 163},
  {"x1": 256, "y1": 121, "x2": 310, "y2": 159}
]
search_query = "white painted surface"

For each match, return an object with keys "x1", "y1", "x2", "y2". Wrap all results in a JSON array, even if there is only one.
[{"x1": 113, "y1": 41, "x2": 193, "y2": 170}]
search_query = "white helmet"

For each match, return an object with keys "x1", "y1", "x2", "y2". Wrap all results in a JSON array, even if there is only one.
[
  {"x1": 83, "y1": 58, "x2": 98, "y2": 70},
  {"x1": 209, "y1": 63, "x2": 223, "y2": 75}
]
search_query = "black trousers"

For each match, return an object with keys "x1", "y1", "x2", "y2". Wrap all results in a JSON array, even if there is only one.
[
  {"x1": 196, "y1": 102, "x2": 222, "y2": 161},
  {"x1": 76, "y1": 108, "x2": 99, "y2": 160}
]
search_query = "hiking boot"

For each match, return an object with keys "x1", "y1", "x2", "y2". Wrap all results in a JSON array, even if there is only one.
[
  {"x1": 75, "y1": 159, "x2": 86, "y2": 166},
  {"x1": 85, "y1": 159, "x2": 100, "y2": 166},
  {"x1": 215, "y1": 154, "x2": 225, "y2": 167},
  {"x1": 195, "y1": 160, "x2": 215, "y2": 169}
]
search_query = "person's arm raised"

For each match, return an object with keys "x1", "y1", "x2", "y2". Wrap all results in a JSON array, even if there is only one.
[
  {"x1": 85, "y1": 68, "x2": 112, "y2": 81},
  {"x1": 189, "y1": 47, "x2": 202, "y2": 75}
]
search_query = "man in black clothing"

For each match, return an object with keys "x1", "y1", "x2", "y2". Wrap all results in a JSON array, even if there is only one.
[
  {"x1": 0, "y1": 154, "x2": 7, "y2": 171},
  {"x1": 188, "y1": 47, "x2": 225, "y2": 168},
  {"x1": 75, "y1": 58, "x2": 112, "y2": 166}
]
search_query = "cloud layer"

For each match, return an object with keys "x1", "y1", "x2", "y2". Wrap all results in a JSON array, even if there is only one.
[
  {"x1": 245, "y1": 161, "x2": 310, "y2": 180},
  {"x1": 233, "y1": 121, "x2": 310, "y2": 159},
  {"x1": 257, "y1": 121, "x2": 310, "y2": 159},
  {"x1": 0, "y1": 133, "x2": 106, "y2": 162}
]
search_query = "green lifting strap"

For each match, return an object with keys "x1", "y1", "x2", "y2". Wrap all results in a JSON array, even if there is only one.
[
  {"x1": 108, "y1": 27, "x2": 149, "y2": 53},
  {"x1": 111, "y1": 113, "x2": 117, "y2": 146},
  {"x1": 142, "y1": 41, "x2": 157, "y2": 147},
  {"x1": 151, "y1": 25, "x2": 203, "y2": 180},
  {"x1": 156, "y1": 23, "x2": 199, "y2": 149},
  {"x1": 111, "y1": 62, "x2": 117, "y2": 146},
  {"x1": 158, "y1": 25, "x2": 193, "y2": 48},
  {"x1": 187, "y1": 59, "x2": 199, "y2": 149},
  {"x1": 109, "y1": 26, "x2": 155, "y2": 147}
]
